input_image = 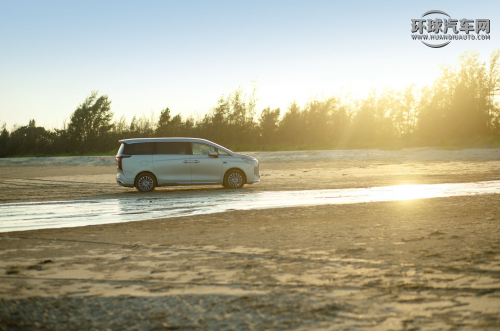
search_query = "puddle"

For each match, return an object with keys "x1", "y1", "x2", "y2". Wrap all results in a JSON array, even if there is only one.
[{"x1": 1, "y1": 180, "x2": 499, "y2": 232}]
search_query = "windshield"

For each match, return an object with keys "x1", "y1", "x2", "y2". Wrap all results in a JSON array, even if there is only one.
[{"x1": 209, "y1": 141, "x2": 233, "y2": 154}]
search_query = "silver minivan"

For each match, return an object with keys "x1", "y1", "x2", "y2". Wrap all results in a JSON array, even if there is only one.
[{"x1": 115, "y1": 137, "x2": 260, "y2": 192}]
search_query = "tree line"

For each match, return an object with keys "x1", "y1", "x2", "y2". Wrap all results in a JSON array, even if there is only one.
[{"x1": 1, "y1": 50, "x2": 499, "y2": 157}]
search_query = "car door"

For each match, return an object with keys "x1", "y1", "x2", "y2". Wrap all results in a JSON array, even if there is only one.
[
  {"x1": 190, "y1": 142, "x2": 222, "y2": 183},
  {"x1": 153, "y1": 141, "x2": 192, "y2": 185}
]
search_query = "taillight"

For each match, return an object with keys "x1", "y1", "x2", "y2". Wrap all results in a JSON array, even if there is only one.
[{"x1": 115, "y1": 155, "x2": 131, "y2": 170}]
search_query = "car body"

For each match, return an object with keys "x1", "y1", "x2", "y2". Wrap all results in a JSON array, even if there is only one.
[{"x1": 115, "y1": 137, "x2": 260, "y2": 192}]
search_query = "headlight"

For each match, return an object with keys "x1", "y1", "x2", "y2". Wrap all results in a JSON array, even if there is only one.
[{"x1": 242, "y1": 157, "x2": 256, "y2": 163}]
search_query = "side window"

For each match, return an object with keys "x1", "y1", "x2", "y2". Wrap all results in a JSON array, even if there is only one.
[
  {"x1": 217, "y1": 149, "x2": 231, "y2": 156},
  {"x1": 192, "y1": 143, "x2": 216, "y2": 155},
  {"x1": 156, "y1": 142, "x2": 191, "y2": 155},
  {"x1": 117, "y1": 143, "x2": 125, "y2": 155},
  {"x1": 122, "y1": 142, "x2": 154, "y2": 155}
]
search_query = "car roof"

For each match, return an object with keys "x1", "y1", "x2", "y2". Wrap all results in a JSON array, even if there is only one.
[
  {"x1": 119, "y1": 137, "x2": 211, "y2": 144},
  {"x1": 118, "y1": 137, "x2": 235, "y2": 154}
]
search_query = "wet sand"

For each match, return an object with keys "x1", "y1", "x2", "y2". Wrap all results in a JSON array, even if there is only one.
[{"x1": 1, "y1": 148, "x2": 500, "y2": 330}]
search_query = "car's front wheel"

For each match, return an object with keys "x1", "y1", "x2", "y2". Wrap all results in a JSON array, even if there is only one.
[
  {"x1": 135, "y1": 173, "x2": 156, "y2": 192},
  {"x1": 224, "y1": 169, "x2": 245, "y2": 189}
]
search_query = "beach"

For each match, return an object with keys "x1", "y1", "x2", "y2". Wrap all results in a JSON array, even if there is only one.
[{"x1": 1, "y1": 148, "x2": 500, "y2": 330}]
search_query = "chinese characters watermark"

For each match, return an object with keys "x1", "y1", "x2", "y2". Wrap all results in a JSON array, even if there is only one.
[{"x1": 411, "y1": 10, "x2": 490, "y2": 48}]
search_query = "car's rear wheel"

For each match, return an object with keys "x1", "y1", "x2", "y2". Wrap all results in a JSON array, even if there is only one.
[
  {"x1": 224, "y1": 169, "x2": 245, "y2": 189},
  {"x1": 135, "y1": 173, "x2": 156, "y2": 192}
]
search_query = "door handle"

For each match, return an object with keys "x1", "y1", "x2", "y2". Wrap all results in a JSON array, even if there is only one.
[{"x1": 192, "y1": 160, "x2": 200, "y2": 163}]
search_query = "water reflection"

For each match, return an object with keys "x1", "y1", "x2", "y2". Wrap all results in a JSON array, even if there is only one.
[{"x1": 1, "y1": 180, "x2": 499, "y2": 232}]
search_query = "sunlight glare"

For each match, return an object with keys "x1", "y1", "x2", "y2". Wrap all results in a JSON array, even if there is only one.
[{"x1": 378, "y1": 184, "x2": 436, "y2": 202}]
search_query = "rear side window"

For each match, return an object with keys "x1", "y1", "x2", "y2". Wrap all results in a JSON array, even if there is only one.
[
  {"x1": 156, "y1": 142, "x2": 192, "y2": 155},
  {"x1": 122, "y1": 142, "x2": 154, "y2": 155},
  {"x1": 117, "y1": 143, "x2": 125, "y2": 155}
]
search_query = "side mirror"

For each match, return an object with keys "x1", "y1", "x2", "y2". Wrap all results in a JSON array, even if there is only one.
[{"x1": 208, "y1": 151, "x2": 219, "y2": 158}]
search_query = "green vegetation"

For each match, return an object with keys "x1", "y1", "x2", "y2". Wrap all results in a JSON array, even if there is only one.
[{"x1": 1, "y1": 50, "x2": 499, "y2": 157}]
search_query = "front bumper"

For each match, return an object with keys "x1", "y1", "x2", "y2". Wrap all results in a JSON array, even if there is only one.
[
  {"x1": 254, "y1": 164, "x2": 260, "y2": 182},
  {"x1": 246, "y1": 164, "x2": 260, "y2": 184}
]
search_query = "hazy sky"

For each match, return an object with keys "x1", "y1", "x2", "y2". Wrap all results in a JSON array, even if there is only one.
[{"x1": 1, "y1": 0, "x2": 499, "y2": 129}]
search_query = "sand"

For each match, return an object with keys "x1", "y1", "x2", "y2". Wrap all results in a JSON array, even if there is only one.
[
  {"x1": 1, "y1": 148, "x2": 500, "y2": 203},
  {"x1": 1, "y1": 148, "x2": 499, "y2": 330}
]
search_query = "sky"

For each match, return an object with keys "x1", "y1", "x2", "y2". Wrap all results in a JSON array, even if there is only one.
[{"x1": 0, "y1": 0, "x2": 499, "y2": 129}]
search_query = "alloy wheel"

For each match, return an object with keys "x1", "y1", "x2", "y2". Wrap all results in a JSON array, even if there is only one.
[
  {"x1": 137, "y1": 175, "x2": 154, "y2": 192},
  {"x1": 227, "y1": 172, "x2": 243, "y2": 188}
]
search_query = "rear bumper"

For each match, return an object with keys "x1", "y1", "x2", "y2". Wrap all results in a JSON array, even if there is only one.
[
  {"x1": 116, "y1": 179, "x2": 134, "y2": 187},
  {"x1": 117, "y1": 173, "x2": 135, "y2": 187}
]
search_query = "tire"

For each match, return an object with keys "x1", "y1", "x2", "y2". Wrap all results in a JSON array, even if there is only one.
[
  {"x1": 135, "y1": 173, "x2": 156, "y2": 192},
  {"x1": 223, "y1": 169, "x2": 245, "y2": 189}
]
